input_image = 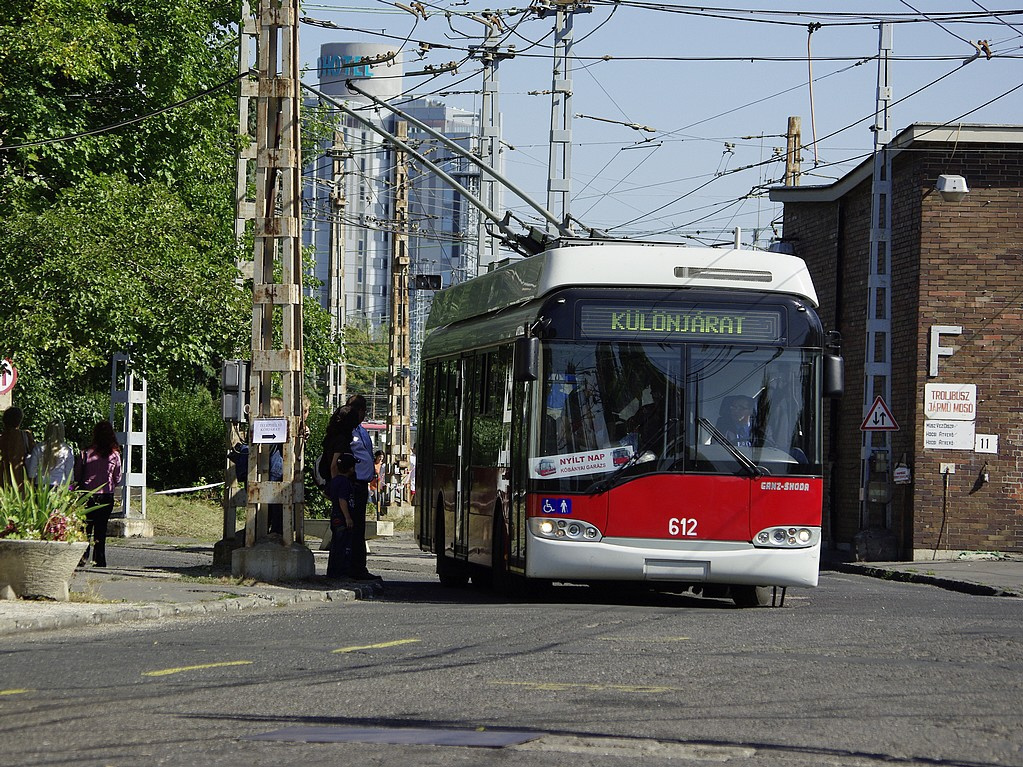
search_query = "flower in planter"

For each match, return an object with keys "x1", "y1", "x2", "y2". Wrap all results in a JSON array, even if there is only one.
[{"x1": 0, "y1": 470, "x2": 91, "y2": 543}]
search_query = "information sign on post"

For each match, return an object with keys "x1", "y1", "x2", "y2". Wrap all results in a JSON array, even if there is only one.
[{"x1": 251, "y1": 417, "x2": 288, "y2": 444}]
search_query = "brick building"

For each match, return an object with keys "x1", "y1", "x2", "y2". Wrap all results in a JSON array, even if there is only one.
[{"x1": 770, "y1": 123, "x2": 1023, "y2": 560}]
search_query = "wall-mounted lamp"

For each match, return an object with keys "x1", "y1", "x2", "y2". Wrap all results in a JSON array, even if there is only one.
[{"x1": 935, "y1": 174, "x2": 969, "y2": 202}]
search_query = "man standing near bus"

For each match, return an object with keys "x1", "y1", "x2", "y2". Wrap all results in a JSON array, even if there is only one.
[{"x1": 346, "y1": 394, "x2": 381, "y2": 582}]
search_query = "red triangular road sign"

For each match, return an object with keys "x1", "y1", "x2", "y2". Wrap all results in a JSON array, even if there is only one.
[{"x1": 861, "y1": 395, "x2": 899, "y2": 431}]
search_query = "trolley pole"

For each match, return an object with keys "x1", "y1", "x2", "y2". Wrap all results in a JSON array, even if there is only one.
[
  {"x1": 384, "y1": 121, "x2": 412, "y2": 516},
  {"x1": 232, "y1": 0, "x2": 313, "y2": 579}
]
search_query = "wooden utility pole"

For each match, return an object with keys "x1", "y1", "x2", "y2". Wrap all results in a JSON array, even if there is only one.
[
  {"x1": 327, "y1": 130, "x2": 349, "y2": 410},
  {"x1": 384, "y1": 121, "x2": 412, "y2": 513},
  {"x1": 785, "y1": 116, "x2": 802, "y2": 186},
  {"x1": 233, "y1": 0, "x2": 312, "y2": 578}
]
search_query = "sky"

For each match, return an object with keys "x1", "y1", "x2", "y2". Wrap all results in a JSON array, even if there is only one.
[{"x1": 295, "y1": 1, "x2": 1023, "y2": 249}]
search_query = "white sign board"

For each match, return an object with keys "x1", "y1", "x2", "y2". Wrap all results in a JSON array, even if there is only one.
[
  {"x1": 975, "y1": 434, "x2": 999, "y2": 454},
  {"x1": 251, "y1": 417, "x2": 288, "y2": 444},
  {"x1": 924, "y1": 383, "x2": 976, "y2": 421},
  {"x1": 530, "y1": 445, "x2": 635, "y2": 479},
  {"x1": 924, "y1": 420, "x2": 975, "y2": 450}
]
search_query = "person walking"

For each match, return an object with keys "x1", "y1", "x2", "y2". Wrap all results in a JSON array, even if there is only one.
[
  {"x1": 0, "y1": 406, "x2": 35, "y2": 489},
  {"x1": 26, "y1": 420, "x2": 75, "y2": 487},
  {"x1": 77, "y1": 420, "x2": 123, "y2": 568},
  {"x1": 346, "y1": 394, "x2": 381, "y2": 582}
]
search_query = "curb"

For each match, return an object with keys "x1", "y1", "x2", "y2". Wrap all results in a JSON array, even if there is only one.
[
  {"x1": 0, "y1": 583, "x2": 379, "y2": 638},
  {"x1": 829, "y1": 562, "x2": 1021, "y2": 598}
]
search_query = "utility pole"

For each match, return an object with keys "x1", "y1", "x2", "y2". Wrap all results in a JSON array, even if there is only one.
[
  {"x1": 233, "y1": 0, "x2": 312, "y2": 579},
  {"x1": 470, "y1": 21, "x2": 512, "y2": 270},
  {"x1": 784, "y1": 116, "x2": 802, "y2": 186},
  {"x1": 538, "y1": 1, "x2": 591, "y2": 236},
  {"x1": 855, "y1": 22, "x2": 897, "y2": 561},
  {"x1": 327, "y1": 130, "x2": 350, "y2": 411},
  {"x1": 385, "y1": 121, "x2": 412, "y2": 514},
  {"x1": 216, "y1": 0, "x2": 259, "y2": 567}
]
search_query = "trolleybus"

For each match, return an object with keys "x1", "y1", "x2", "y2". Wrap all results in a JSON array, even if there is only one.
[{"x1": 415, "y1": 240, "x2": 843, "y2": 607}]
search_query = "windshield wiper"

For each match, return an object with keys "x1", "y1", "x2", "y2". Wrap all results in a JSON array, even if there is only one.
[
  {"x1": 586, "y1": 417, "x2": 679, "y2": 495},
  {"x1": 697, "y1": 417, "x2": 766, "y2": 478}
]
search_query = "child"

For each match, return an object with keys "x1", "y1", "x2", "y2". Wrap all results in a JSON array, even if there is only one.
[{"x1": 326, "y1": 453, "x2": 357, "y2": 578}]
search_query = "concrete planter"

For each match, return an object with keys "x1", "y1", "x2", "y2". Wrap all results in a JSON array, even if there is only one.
[{"x1": 0, "y1": 540, "x2": 88, "y2": 601}]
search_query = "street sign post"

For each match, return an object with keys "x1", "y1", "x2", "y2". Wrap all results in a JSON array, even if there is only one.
[
  {"x1": 0, "y1": 359, "x2": 17, "y2": 396},
  {"x1": 860, "y1": 395, "x2": 899, "y2": 431}
]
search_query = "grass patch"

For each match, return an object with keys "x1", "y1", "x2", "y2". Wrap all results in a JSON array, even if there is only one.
[{"x1": 146, "y1": 492, "x2": 243, "y2": 542}]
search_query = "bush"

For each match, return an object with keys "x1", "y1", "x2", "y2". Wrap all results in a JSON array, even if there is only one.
[{"x1": 147, "y1": 387, "x2": 226, "y2": 490}]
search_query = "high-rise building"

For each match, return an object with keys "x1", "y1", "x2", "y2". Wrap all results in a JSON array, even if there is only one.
[{"x1": 303, "y1": 43, "x2": 484, "y2": 415}]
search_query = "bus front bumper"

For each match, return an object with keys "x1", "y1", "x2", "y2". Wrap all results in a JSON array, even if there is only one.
[{"x1": 524, "y1": 533, "x2": 821, "y2": 588}]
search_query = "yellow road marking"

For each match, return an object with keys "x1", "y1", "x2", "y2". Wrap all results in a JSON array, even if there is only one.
[
  {"x1": 598, "y1": 636, "x2": 691, "y2": 642},
  {"x1": 142, "y1": 660, "x2": 253, "y2": 677},
  {"x1": 0, "y1": 689, "x2": 31, "y2": 696},
  {"x1": 332, "y1": 638, "x2": 420, "y2": 654},
  {"x1": 492, "y1": 680, "x2": 675, "y2": 694}
]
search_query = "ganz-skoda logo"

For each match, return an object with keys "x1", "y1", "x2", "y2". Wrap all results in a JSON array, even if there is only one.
[{"x1": 318, "y1": 55, "x2": 374, "y2": 79}]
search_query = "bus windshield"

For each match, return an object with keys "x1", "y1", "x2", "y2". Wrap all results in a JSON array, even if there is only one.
[{"x1": 533, "y1": 341, "x2": 821, "y2": 491}]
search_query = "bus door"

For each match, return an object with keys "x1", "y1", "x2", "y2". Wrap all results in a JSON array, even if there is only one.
[
  {"x1": 464, "y1": 350, "x2": 509, "y2": 566},
  {"x1": 453, "y1": 355, "x2": 470, "y2": 558},
  {"x1": 509, "y1": 356, "x2": 531, "y2": 573}
]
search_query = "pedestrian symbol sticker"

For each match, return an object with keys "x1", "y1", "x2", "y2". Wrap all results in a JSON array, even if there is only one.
[{"x1": 541, "y1": 498, "x2": 572, "y2": 515}]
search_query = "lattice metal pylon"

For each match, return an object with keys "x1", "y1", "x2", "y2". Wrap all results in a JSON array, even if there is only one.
[{"x1": 860, "y1": 22, "x2": 894, "y2": 530}]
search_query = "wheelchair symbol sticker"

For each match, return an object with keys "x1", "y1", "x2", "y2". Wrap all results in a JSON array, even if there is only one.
[{"x1": 541, "y1": 498, "x2": 572, "y2": 515}]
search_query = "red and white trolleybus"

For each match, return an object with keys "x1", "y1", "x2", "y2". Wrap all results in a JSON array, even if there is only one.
[{"x1": 414, "y1": 240, "x2": 843, "y2": 607}]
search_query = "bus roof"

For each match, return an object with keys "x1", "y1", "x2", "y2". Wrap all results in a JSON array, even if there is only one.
[{"x1": 426, "y1": 241, "x2": 819, "y2": 332}]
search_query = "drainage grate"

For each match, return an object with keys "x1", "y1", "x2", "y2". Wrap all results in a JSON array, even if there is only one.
[{"x1": 243, "y1": 725, "x2": 540, "y2": 748}]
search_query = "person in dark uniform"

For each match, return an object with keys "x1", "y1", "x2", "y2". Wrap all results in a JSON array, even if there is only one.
[{"x1": 344, "y1": 394, "x2": 381, "y2": 582}]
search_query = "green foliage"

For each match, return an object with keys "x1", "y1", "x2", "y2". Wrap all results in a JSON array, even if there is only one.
[
  {"x1": 0, "y1": 475, "x2": 90, "y2": 542},
  {"x1": 146, "y1": 386, "x2": 226, "y2": 490},
  {"x1": 0, "y1": 174, "x2": 249, "y2": 397},
  {"x1": 342, "y1": 323, "x2": 389, "y2": 413},
  {"x1": 0, "y1": 0, "x2": 239, "y2": 214}
]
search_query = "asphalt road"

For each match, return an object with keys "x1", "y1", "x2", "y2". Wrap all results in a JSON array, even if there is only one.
[{"x1": 2, "y1": 538, "x2": 1021, "y2": 767}]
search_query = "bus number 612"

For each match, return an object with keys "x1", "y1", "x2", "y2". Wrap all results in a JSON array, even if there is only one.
[{"x1": 668, "y1": 517, "x2": 698, "y2": 537}]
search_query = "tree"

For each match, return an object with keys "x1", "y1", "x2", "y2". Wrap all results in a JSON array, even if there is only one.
[
  {"x1": 0, "y1": 174, "x2": 250, "y2": 409},
  {"x1": 0, "y1": 0, "x2": 337, "y2": 427},
  {"x1": 0, "y1": 0, "x2": 239, "y2": 216}
]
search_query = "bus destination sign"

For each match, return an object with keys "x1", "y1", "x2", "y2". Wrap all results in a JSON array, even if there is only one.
[{"x1": 578, "y1": 306, "x2": 783, "y2": 343}]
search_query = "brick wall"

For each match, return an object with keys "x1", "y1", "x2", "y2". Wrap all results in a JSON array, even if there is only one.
[
  {"x1": 781, "y1": 140, "x2": 1023, "y2": 556},
  {"x1": 912, "y1": 144, "x2": 1023, "y2": 554}
]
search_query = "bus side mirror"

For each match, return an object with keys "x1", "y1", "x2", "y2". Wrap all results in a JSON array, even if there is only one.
[
  {"x1": 823, "y1": 353, "x2": 844, "y2": 398},
  {"x1": 514, "y1": 336, "x2": 539, "y2": 382}
]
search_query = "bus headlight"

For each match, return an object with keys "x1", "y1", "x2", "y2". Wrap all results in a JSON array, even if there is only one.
[
  {"x1": 753, "y1": 526, "x2": 820, "y2": 549},
  {"x1": 529, "y1": 517, "x2": 602, "y2": 542}
]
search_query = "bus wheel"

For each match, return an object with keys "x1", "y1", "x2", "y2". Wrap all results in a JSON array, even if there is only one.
[
  {"x1": 435, "y1": 498, "x2": 468, "y2": 588},
  {"x1": 731, "y1": 585, "x2": 773, "y2": 608}
]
